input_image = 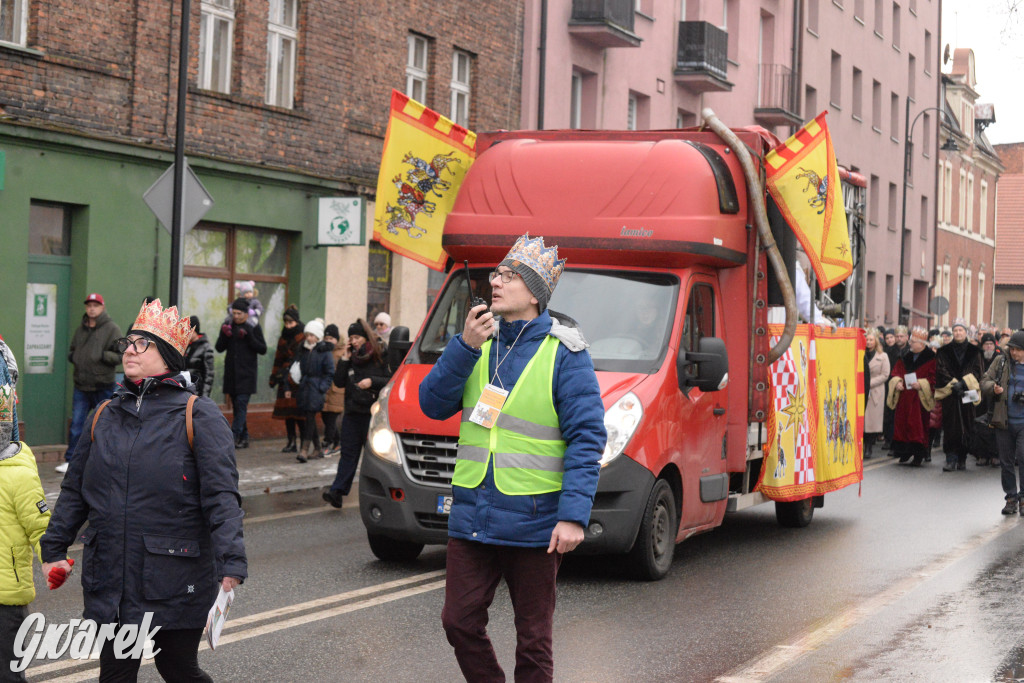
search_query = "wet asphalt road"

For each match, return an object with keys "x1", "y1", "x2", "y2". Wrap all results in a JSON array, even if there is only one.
[{"x1": 22, "y1": 451, "x2": 1024, "y2": 682}]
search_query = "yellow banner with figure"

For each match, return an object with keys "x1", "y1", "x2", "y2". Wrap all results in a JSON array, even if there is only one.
[
  {"x1": 757, "y1": 324, "x2": 865, "y2": 501},
  {"x1": 373, "y1": 90, "x2": 476, "y2": 271},
  {"x1": 765, "y1": 112, "x2": 853, "y2": 289}
]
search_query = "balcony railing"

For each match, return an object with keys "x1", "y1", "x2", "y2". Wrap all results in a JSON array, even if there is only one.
[
  {"x1": 569, "y1": 0, "x2": 641, "y2": 48},
  {"x1": 673, "y1": 21, "x2": 731, "y2": 93},
  {"x1": 754, "y1": 63, "x2": 802, "y2": 126}
]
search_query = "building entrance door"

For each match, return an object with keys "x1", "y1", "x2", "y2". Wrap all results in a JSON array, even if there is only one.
[{"x1": 22, "y1": 257, "x2": 72, "y2": 445}]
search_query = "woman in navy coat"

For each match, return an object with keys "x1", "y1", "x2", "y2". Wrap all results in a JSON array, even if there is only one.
[
  {"x1": 293, "y1": 319, "x2": 336, "y2": 462},
  {"x1": 41, "y1": 300, "x2": 246, "y2": 683}
]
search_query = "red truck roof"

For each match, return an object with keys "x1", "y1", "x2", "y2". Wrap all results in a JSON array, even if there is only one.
[{"x1": 443, "y1": 128, "x2": 775, "y2": 269}]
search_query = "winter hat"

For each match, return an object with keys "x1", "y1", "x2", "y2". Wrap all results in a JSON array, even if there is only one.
[
  {"x1": 498, "y1": 233, "x2": 567, "y2": 312},
  {"x1": 951, "y1": 318, "x2": 968, "y2": 332},
  {"x1": 910, "y1": 327, "x2": 929, "y2": 343},
  {"x1": 348, "y1": 322, "x2": 367, "y2": 338},
  {"x1": 1007, "y1": 331, "x2": 1024, "y2": 351},
  {"x1": 324, "y1": 324, "x2": 340, "y2": 340},
  {"x1": 374, "y1": 312, "x2": 392, "y2": 328},
  {"x1": 231, "y1": 297, "x2": 250, "y2": 312},
  {"x1": 236, "y1": 280, "x2": 255, "y2": 295},
  {"x1": 941, "y1": 328, "x2": 952, "y2": 338},
  {"x1": 189, "y1": 315, "x2": 201, "y2": 334},
  {"x1": 980, "y1": 333, "x2": 997, "y2": 346},
  {"x1": 283, "y1": 304, "x2": 300, "y2": 322},
  {"x1": 884, "y1": 328, "x2": 895, "y2": 336},
  {"x1": 304, "y1": 318, "x2": 325, "y2": 341},
  {"x1": 0, "y1": 338, "x2": 18, "y2": 454}
]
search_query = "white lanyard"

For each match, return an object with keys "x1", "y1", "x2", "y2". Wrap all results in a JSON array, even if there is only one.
[{"x1": 490, "y1": 319, "x2": 531, "y2": 391}]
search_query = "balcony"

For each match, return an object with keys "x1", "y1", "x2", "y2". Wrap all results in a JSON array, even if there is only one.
[
  {"x1": 674, "y1": 21, "x2": 732, "y2": 93},
  {"x1": 569, "y1": 0, "x2": 642, "y2": 48},
  {"x1": 754, "y1": 64, "x2": 802, "y2": 127}
]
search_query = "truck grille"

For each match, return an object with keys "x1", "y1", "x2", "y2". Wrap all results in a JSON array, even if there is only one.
[
  {"x1": 401, "y1": 434, "x2": 458, "y2": 486},
  {"x1": 415, "y1": 513, "x2": 450, "y2": 530}
]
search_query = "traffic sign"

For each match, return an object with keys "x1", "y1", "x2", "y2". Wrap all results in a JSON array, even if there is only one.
[{"x1": 143, "y1": 158, "x2": 214, "y2": 234}]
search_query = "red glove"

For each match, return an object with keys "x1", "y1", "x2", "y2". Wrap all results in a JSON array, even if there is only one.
[
  {"x1": 221, "y1": 324, "x2": 233, "y2": 337},
  {"x1": 236, "y1": 327, "x2": 248, "y2": 339},
  {"x1": 48, "y1": 558, "x2": 75, "y2": 590}
]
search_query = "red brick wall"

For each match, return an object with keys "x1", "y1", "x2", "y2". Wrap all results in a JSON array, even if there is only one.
[{"x1": 2, "y1": 0, "x2": 523, "y2": 185}]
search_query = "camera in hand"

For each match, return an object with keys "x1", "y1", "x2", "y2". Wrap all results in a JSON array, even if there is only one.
[{"x1": 1013, "y1": 391, "x2": 1024, "y2": 405}]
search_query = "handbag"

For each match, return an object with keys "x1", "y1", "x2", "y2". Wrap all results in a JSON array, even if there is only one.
[{"x1": 289, "y1": 359, "x2": 302, "y2": 385}]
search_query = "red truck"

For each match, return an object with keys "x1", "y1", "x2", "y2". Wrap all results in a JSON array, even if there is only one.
[{"x1": 361, "y1": 114, "x2": 854, "y2": 580}]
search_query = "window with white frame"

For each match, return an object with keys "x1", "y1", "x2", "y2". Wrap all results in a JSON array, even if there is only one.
[
  {"x1": 266, "y1": 0, "x2": 298, "y2": 108},
  {"x1": 450, "y1": 49, "x2": 471, "y2": 128},
  {"x1": 964, "y1": 268, "x2": 973, "y2": 322},
  {"x1": 980, "y1": 181, "x2": 988, "y2": 236},
  {"x1": 958, "y1": 168, "x2": 967, "y2": 228},
  {"x1": 0, "y1": 0, "x2": 28, "y2": 46},
  {"x1": 957, "y1": 266, "x2": 965, "y2": 319},
  {"x1": 627, "y1": 94, "x2": 638, "y2": 130},
  {"x1": 940, "y1": 264, "x2": 951, "y2": 326},
  {"x1": 406, "y1": 34, "x2": 429, "y2": 103},
  {"x1": 936, "y1": 163, "x2": 943, "y2": 221},
  {"x1": 943, "y1": 163, "x2": 952, "y2": 223},
  {"x1": 978, "y1": 272, "x2": 986, "y2": 324},
  {"x1": 199, "y1": 0, "x2": 235, "y2": 93},
  {"x1": 966, "y1": 173, "x2": 974, "y2": 232},
  {"x1": 570, "y1": 71, "x2": 583, "y2": 129}
]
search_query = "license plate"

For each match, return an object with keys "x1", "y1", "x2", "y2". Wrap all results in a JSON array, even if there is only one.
[{"x1": 436, "y1": 495, "x2": 452, "y2": 515}]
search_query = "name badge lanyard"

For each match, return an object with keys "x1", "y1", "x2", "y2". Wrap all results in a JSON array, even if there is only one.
[{"x1": 468, "y1": 320, "x2": 531, "y2": 429}]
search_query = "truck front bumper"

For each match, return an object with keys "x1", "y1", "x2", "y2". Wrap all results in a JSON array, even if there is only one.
[
  {"x1": 578, "y1": 453, "x2": 655, "y2": 554},
  {"x1": 358, "y1": 446, "x2": 451, "y2": 546}
]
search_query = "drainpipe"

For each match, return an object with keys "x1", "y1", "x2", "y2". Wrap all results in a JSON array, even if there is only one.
[
  {"x1": 791, "y1": 0, "x2": 802, "y2": 127},
  {"x1": 537, "y1": 0, "x2": 547, "y2": 129}
]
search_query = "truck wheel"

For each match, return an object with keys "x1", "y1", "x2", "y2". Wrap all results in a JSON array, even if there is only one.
[
  {"x1": 775, "y1": 498, "x2": 814, "y2": 528},
  {"x1": 626, "y1": 479, "x2": 677, "y2": 581},
  {"x1": 367, "y1": 533, "x2": 424, "y2": 562}
]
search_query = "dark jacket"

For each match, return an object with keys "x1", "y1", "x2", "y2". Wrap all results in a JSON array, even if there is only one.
[
  {"x1": 271, "y1": 325, "x2": 304, "y2": 420},
  {"x1": 418, "y1": 311, "x2": 607, "y2": 547},
  {"x1": 982, "y1": 354, "x2": 1021, "y2": 429},
  {"x1": 185, "y1": 334, "x2": 215, "y2": 398},
  {"x1": 935, "y1": 340, "x2": 985, "y2": 453},
  {"x1": 332, "y1": 345, "x2": 392, "y2": 415},
  {"x1": 69, "y1": 311, "x2": 123, "y2": 390},
  {"x1": 215, "y1": 321, "x2": 268, "y2": 395},
  {"x1": 40, "y1": 373, "x2": 247, "y2": 629},
  {"x1": 295, "y1": 341, "x2": 336, "y2": 413}
]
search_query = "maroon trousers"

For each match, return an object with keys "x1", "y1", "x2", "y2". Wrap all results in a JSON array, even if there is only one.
[{"x1": 442, "y1": 538, "x2": 562, "y2": 683}]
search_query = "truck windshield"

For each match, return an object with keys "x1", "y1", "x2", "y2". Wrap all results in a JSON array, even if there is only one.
[{"x1": 414, "y1": 269, "x2": 678, "y2": 374}]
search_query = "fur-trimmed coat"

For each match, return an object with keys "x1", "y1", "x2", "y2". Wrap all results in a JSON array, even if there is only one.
[
  {"x1": 934, "y1": 341, "x2": 985, "y2": 454},
  {"x1": 887, "y1": 347, "x2": 936, "y2": 446}
]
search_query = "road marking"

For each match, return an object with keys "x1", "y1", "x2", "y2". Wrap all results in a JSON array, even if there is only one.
[
  {"x1": 715, "y1": 519, "x2": 1020, "y2": 682},
  {"x1": 30, "y1": 570, "x2": 447, "y2": 680}
]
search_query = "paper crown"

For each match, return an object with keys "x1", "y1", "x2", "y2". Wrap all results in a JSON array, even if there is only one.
[
  {"x1": 130, "y1": 299, "x2": 193, "y2": 356},
  {"x1": 910, "y1": 327, "x2": 929, "y2": 343},
  {"x1": 502, "y1": 234, "x2": 566, "y2": 292}
]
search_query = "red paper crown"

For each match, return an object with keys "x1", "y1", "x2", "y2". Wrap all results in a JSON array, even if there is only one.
[{"x1": 130, "y1": 299, "x2": 193, "y2": 356}]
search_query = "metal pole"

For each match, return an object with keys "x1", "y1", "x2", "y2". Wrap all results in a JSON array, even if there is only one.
[
  {"x1": 896, "y1": 97, "x2": 911, "y2": 327},
  {"x1": 170, "y1": 0, "x2": 191, "y2": 307}
]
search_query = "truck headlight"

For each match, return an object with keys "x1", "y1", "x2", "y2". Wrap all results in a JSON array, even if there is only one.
[
  {"x1": 367, "y1": 384, "x2": 401, "y2": 465},
  {"x1": 601, "y1": 392, "x2": 642, "y2": 466}
]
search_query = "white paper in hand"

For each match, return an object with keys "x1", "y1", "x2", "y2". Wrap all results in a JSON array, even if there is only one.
[{"x1": 205, "y1": 587, "x2": 234, "y2": 650}]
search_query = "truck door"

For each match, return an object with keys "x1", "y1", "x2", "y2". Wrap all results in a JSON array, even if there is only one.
[{"x1": 678, "y1": 276, "x2": 729, "y2": 528}]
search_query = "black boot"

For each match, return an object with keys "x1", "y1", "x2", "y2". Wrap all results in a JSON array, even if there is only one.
[{"x1": 282, "y1": 438, "x2": 297, "y2": 453}]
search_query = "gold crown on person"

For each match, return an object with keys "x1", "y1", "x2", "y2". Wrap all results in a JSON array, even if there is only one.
[
  {"x1": 130, "y1": 299, "x2": 193, "y2": 356},
  {"x1": 504, "y1": 234, "x2": 566, "y2": 292}
]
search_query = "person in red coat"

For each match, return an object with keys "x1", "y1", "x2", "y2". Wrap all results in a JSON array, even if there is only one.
[{"x1": 887, "y1": 327, "x2": 937, "y2": 467}]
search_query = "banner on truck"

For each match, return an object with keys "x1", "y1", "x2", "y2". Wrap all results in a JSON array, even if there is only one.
[
  {"x1": 765, "y1": 112, "x2": 853, "y2": 290},
  {"x1": 372, "y1": 90, "x2": 476, "y2": 271},
  {"x1": 757, "y1": 324, "x2": 865, "y2": 501}
]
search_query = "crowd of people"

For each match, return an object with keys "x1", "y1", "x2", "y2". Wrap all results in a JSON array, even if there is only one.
[{"x1": 863, "y1": 318, "x2": 1024, "y2": 515}]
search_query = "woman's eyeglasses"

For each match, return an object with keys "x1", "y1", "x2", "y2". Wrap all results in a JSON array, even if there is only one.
[
  {"x1": 116, "y1": 337, "x2": 154, "y2": 354},
  {"x1": 487, "y1": 271, "x2": 519, "y2": 284}
]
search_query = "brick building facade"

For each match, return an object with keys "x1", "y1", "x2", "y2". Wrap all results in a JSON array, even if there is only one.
[
  {"x1": 992, "y1": 142, "x2": 1024, "y2": 330},
  {"x1": 0, "y1": 0, "x2": 522, "y2": 443}
]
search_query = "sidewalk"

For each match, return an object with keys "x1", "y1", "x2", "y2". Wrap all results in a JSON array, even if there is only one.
[{"x1": 34, "y1": 438, "x2": 341, "y2": 502}]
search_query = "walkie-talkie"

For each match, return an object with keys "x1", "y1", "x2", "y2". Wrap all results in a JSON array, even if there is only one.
[{"x1": 464, "y1": 260, "x2": 487, "y2": 318}]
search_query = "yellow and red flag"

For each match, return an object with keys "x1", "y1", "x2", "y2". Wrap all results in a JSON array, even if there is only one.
[
  {"x1": 757, "y1": 324, "x2": 865, "y2": 501},
  {"x1": 373, "y1": 90, "x2": 476, "y2": 270},
  {"x1": 765, "y1": 112, "x2": 852, "y2": 289}
]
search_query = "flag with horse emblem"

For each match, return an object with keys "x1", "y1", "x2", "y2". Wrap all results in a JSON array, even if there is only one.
[
  {"x1": 757, "y1": 324, "x2": 864, "y2": 501},
  {"x1": 373, "y1": 90, "x2": 476, "y2": 270},
  {"x1": 765, "y1": 112, "x2": 852, "y2": 289}
]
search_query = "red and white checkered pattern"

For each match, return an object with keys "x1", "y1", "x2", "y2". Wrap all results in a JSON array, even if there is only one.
[{"x1": 771, "y1": 338, "x2": 815, "y2": 484}]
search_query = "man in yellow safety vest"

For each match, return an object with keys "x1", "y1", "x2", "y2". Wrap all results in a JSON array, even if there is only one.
[{"x1": 420, "y1": 234, "x2": 607, "y2": 682}]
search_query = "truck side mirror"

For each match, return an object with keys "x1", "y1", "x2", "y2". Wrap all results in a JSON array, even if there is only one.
[
  {"x1": 678, "y1": 336, "x2": 728, "y2": 392},
  {"x1": 387, "y1": 326, "x2": 412, "y2": 373}
]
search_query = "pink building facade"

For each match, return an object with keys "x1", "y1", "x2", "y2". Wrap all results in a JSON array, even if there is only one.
[{"x1": 519, "y1": 0, "x2": 941, "y2": 326}]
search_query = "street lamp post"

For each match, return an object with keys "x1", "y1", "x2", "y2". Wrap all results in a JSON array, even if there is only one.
[{"x1": 897, "y1": 100, "x2": 957, "y2": 326}]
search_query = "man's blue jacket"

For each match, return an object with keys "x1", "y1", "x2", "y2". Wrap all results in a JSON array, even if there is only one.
[{"x1": 419, "y1": 311, "x2": 607, "y2": 547}]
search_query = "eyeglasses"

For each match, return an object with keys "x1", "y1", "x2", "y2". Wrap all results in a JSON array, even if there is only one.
[
  {"x1": 116, "y1": 337, "x2": 154, "y2": 354},
  {"x1": 487, "y1": 271, "x2": 519, "y2": 284}
]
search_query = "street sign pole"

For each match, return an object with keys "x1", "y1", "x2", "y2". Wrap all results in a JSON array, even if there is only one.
[{"x1": 170, "y1": 0, "x2": 192, "y2": 307}]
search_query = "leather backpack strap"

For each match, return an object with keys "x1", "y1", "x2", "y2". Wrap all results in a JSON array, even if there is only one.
[
  {"x1": 90, "y1": 400, "x2": 112, "y2": 442},
  {"x1": 186, "y1": 395, "x2": 197, "y2": 449}
]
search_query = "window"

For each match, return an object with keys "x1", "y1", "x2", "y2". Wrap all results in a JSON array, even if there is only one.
[
  {"x1": 873, "y1": 0, "x2": 883, "y2": 34},
  {"x1": 725, "y1": 0, "x2": 739, "y2": 61},
  {"x1": 1009, "y1": 301, "x2": 1024, "y2": 330},
  {"x1": 450, "y1": 49, "x2": 472, "y2": 128},
  {"x1": 890, "y1": 92, "x2": 899, "y2": 140},
  {"x1": 184, "y1": 224, "x2": 290, "y2": 405},
  {"x1": 406, "y1": 34, "x2": 429, "y2": 103},
  {"x1": 924, "y1": 30, "x2": 932, "y2": 74},
  {"x1": 627, "y1": 94, "x2": 638, "y2": 130},
  {"x1": 921, "y1": 112, "x2": 930, "y2": 155},
  {"x1": 908, "y1": 54, "x2": 916, "y2": 100},
  {"x1": 266, "y1": 0, "x2": 298, "y2": 108},
  {"x1": 943, "y1": 163, "x2": 952, "y2": 223},
  {"x1": 936, "y1": 161, "x2": 943, "y2": 219},
  {"x1": 966, "y1": 173, "x2": 974, "y2": 232},
  {"x1": 627, "y1": 92, "x2": 649, "y2": 131},
  {"x1": 978, "y1": 272, "x2": 986, "y2": 324},
  {"x1": 956, "y1": 266, "x2": 965, "y2": 318},
  {"x1": 805, "y1": 85, "x2": 818, "y2": 119},
  {"x1": 885, "y1": 274, "x2": 894, "y2": 323},
  {"x1": 682, "y1": 283, "x2": 716, "y2": 380},
  {"x1": 852, "y1": 67, "x2": 863, "y2": 119},
  {"x1": 891, "y1": 3, "x2": 900, "y2": 49},
  {"x1": 854, "y1": 0, "x2": 865, "y2": 21},
  {"x1": 980, "y1": 181, "x2": 989, "y2": 236},
  {"x1": 199, "y1": 0, "x2": 235, "y2": 93},
  {"x1": 830, "y1": 51, "x2": 841, "y2": 107},
  {"x1": 808, "y1": 0, "x2": 819, "y2": 33},
  {"x1": 866, "y1": 271, "x2": 876, "y2": 321},
  {"x1": 888, "y1": 182, "x2": 898, "y2": 231},
  {"x1": 920, "y1": 196, "x2": 928, "y2": 238},
  {"x1": 964, "y1": 268, "x2": 973, "y2": 322},
  {"x1": 676, "y1": 108, "x2": 696, "y2": 128},
  {"x1": 872, "y1": 79, "x2": 881, "y2": 130},
  {"x1": 958, "y1": 168, "x2": 967, "y2": 227},
  {"x1": 939, "y1": 264, "x2": 951, "y2": 326},
  {"x1": 570, "y1": 72, "x2": 583, "y2": 129},
  {"x1": 29, "y1": 202, "x2": 72, "y2": 256},
  {"x1": 0, "y1": 0, "x2": 27, "y2": 46},
  {"x1": 869, "y1": 174, "x2": 880, "y2": 225}
]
